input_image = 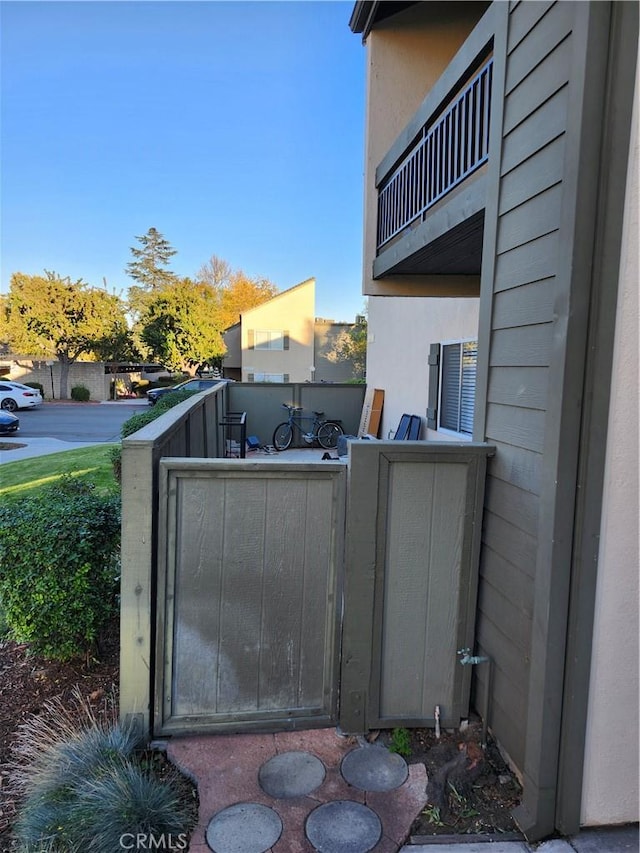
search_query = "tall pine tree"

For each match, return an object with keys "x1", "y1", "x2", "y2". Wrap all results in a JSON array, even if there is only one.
[{"x1": 126, "y1": 227, "x2": 178, "y2": 322}]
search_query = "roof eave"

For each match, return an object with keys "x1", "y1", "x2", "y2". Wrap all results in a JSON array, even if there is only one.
[{"x1": 349, "y1": 1, "x2": 380, "y2": 40}]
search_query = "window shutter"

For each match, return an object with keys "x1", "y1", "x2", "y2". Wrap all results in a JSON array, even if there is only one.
[
  {"x1": 460, "y1": 340, "x2": 477, "y2": 435},
  {"x1": 427, "y1": 343, "x2": 440, "y2": 429},
  {"x1": 440, "y1": 343, "x2": 462, "y2": 431},
  {"x1": 247, "y1": 373, "x2": 254, "y2": 383},
  {"x1": 283, "y1": 331, "x2": 290, "y2": 350},
  {"x1": 247, "y1": 330, "x2": 254, "y2": 350},
  {"x1": 283, "y1": 373, "x2": 290, "y2": 383}
]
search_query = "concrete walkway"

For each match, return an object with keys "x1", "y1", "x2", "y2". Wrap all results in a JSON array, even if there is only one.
[{"x1": 0, "y1": 437, "x2": 105, "y2": 463}]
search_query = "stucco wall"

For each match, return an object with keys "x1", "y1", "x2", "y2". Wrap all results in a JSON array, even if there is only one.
[
  {"x1": 222, "y1": 323, "x2": 241, "y2": 370},
  {"x1": 580, "y1": 55, "x2": 639, "y2": 827},
  {"x1": 6, "y1": 357, "x2": 109, "y2": 400},
  {"x1": 241, "y1": 279, "x2": 315, "y2": 383},
  {"x1": 362, "y1": 3, "x2": 487, "y2": 297},
  {"x1": 314, "y1": 321, "x2": 362, "y2": 383},
  {"x1": 366, "y1": 295, "x2": 479, "y2": 440}
]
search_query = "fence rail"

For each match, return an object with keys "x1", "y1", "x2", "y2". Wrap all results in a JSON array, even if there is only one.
[{"x1": 377, "y1": 58, "x2": 493, "y2": 251}]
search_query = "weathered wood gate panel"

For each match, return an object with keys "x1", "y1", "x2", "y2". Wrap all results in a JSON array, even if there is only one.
[
  {"x1": 341, "y1": 442, "x2": 492, "y2": 732},
  {"x1": 154, "y1": 459, "x2": 345, "y2": 735}
]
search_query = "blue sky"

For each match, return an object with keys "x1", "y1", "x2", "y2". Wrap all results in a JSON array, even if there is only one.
[{"x1": 0, "y1": 0, "x2": 366, "y2": 321}]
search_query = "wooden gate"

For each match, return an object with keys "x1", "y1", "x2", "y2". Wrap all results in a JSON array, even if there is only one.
[
  {"x1": 149, "y1": 445, "x2": 491, "y2": 737},
  {"x1": 153, "y1": 459, "x2": 345, "y2": 735}
]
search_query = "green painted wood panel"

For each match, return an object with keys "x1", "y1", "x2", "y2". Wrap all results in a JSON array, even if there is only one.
[
  {"x1": 503, "y1": 37, "x2": 571, "y2": 135},
  {"x1": 485, "y1": 402, "x2": 546, "y2": 453},
  {"x1": 485, "y1": 442, "x2": 542, "y2": 496},
  {"x1": 492, "y1": 280, "x2": 556, "y2": 329},
  {"x1": 378, "y1": 461, "x2": 466, "y2": 720},
  {"x1": 341, "y1": 442, "x2": 493, "y2": 732},
  {"x1": 155, "y1": 461, "x2": 345, "y2": 735},
  {"x1": 489, "y1": 325, "x2": 553, "y2": 367},
  {"x1": 482, "y1": 510, "x2": 537, "y2": 579},
  {"x1": 496, "y1": 183, "x2": 562, "y2": 254},
  {"x1": 478, "y1": 578, "x2": 532, "y2": 653},
  {"x1": 480, "y1": 549, "x2": 534, "y2": 621},
  {"x1": 485, "y1": 475, "x2": 539, "y2": 538},
  {"x1": 505, "y1": 0, "x2": 574, "y2": 93},
  {"x1": 487, "y1": 366, "x2": 548, "y2": 410},
  {"x1": 494, "y1": 232, "x2": 559, "y2": 291},
  {"x1": 499, "y1": 138, "x2": 565, "y2": 215},
  {"x1": 501, "y1": 85, "x2": 568, "y2": 175},
  {"x1": 474, "y1": 664, "x2": 527, "y2": 767},
  {"x1": 476, "y1": 614, "x2": 530, "y2": 699},
  {"x1": 507, "y1": 0, "x2": 554, "y2": 53}
]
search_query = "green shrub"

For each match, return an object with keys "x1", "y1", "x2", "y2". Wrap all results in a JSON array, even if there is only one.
[
  {"x1": 389, "y1": 727, "x2": 412, "y2": 757},
  {"x1": 11, "y1": 693, "x2": 194, "y2": 853},
  {"x1": 109, "y1": 445, "x2": 122, "y2": 484},
  {"x1": 0, "y1": 477, "x2": 120, "y2": 660},
  {"x1": 120, "y1": 390, "x2": 198, "y2": 438},
  {"x1": 70, "y1": 385, "x2": 90, "y2": 402}
]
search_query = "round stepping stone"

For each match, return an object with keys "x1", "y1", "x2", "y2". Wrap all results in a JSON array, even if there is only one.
[
  {"x1": 305, "y1": 800, "x2": 381, "y2": 853},
  {"x1": 205, "y1": 802, "x2": 282, "y2": 853},
  {"x1": 340, "y1": 745, "x2": 408, "y2": 792},
  {"x1": 259, "y1": 750, "x2": 326, "y2": 798}
]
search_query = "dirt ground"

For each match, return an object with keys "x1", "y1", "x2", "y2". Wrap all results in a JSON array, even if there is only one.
[{"x1": 379, "y1": 724, "x2": 522, "y2": 839}]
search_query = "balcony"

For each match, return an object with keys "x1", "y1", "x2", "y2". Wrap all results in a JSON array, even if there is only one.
[{"x1": 372, "y1": 10, "x2": 495, "y2": 281}]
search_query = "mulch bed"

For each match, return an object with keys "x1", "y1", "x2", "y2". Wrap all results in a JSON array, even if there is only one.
[
  {"x1": 0, "y1": 622, "x2": 120, "y2": 851},
  {"x1": 378, "y1": 724, "x2": 523, "y2": 839}
]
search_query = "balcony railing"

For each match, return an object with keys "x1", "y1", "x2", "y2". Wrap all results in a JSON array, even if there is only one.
[{"x1": 377, "y1": 57, "x2": 493, "y2": 252}]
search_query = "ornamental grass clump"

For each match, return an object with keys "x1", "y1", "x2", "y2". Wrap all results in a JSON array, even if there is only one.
[
  {"x1": 0, "y1": 476, "x2": 120, "y2": 661},
  {"x1": 11, "y1": 691, "x2": 194, "y2": 853}
]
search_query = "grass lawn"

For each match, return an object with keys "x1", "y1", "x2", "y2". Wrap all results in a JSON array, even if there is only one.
[{"x1": 0, "y1": 444, "x2": 119, "y2": 501}]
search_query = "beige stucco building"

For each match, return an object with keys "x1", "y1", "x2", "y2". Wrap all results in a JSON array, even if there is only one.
[{"x1": 223, "y1": 278, "x2": 364, "y2": 384}]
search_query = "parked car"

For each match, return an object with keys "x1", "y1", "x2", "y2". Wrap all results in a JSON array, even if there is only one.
[
  {"x1": 146, "y1": 378, "x2": 225, "y2": 406},
  {"x1": 0, "y1": 410, "x2": 20, "y2": 434},
  {"x1": 0, "y1": 381, "x2": 43, "y2": 411}
]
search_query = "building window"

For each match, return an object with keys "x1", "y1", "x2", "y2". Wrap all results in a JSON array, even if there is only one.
[
  {"x1": 249, "y1": 330, "x2": 290, "y2": 351},
  {"x1": 247, "y1": 373, "x2": 290, "y2": 383},
  {"x1": 439, "y1": 339, "x2": 477, "y2": 435},
  {"x1": 427, "y1": 339, "x2": 477, "y2": 436}
]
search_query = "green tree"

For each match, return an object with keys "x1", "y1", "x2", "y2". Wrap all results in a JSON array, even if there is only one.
[
  {"x1": 126, "y1": 227, "x2": 178, "y2": 325},
  {"x1": 126, "y1": 227, "x2": 177, "y2": 290},
  {"x1": 5, "y1": 272, "x2": 128, "y2": 399},
  {"x1": 139, "y1": 278, "x2": 226, "y2": 372},
  {"x1": 326, "y1": 313, "x2": 368, "y2": 379}
]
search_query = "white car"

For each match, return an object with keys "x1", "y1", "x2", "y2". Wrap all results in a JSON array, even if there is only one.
[{"x1": 0, "y1": 380, "x2": 43, "y2": 411}]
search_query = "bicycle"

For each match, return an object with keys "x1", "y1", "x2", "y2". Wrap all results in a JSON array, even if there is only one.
[{"x1": 272, "y1": 403, "x2": 344, "y2": 451}]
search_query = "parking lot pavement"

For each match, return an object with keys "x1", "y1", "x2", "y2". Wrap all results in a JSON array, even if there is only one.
[{"x1": 0, "y1": 400, "x2": 147, "y2": 462}]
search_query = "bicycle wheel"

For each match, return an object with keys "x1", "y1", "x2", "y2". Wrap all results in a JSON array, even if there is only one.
[
  {"x1": 317, "y1": 421, "x2": 343, "y2": 450},
  {"x1": 273, "y1": 422, "x2": 293, "y2": 451}
]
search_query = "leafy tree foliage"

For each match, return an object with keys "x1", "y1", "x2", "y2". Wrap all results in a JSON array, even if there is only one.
[
  {"x1": 325, "y1": 314, "x2": 368, "y2": 379},
  {"x1": 4, "y1": 272, "x2": 129, "y2": 398},
  {"x1": 139, "y1": 278, "x2": 225, "y2": 372},
  {"x1": 195, "y1": 254, "x2": 279, "y2": 330}
]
